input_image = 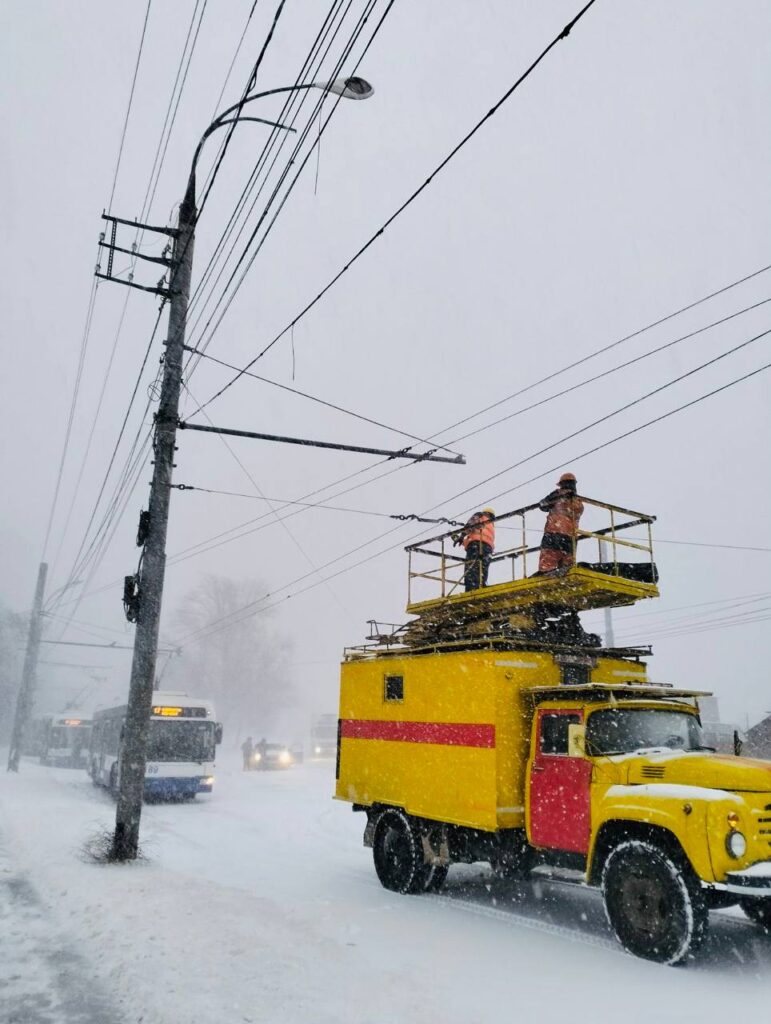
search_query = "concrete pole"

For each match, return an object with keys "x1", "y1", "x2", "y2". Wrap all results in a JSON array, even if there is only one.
[
  {"x1": 110, "y1": 181, "x2": 196, "y2": 861},
  {"x1": 7, "y1": 561, "x2": 48, "y2": 772},
  {"x1": 599, "y1": 540, "x2": 615, "y2": 648}
]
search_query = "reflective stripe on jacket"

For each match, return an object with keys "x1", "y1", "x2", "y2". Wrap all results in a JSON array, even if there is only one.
[
  {"x1": 539, "y1": 489, "x2": 584, "y2": 538},
  {"x1": 462, "y1": 512, "x2": 495, "y2": 550}
]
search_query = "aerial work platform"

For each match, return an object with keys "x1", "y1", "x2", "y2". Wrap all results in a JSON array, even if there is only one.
[
  {"x1": 406, "y1": 562, "x2": 658, "y2": 618},
  {"x1": 396, "y1": 496, "x2": 658, "y2": 648}
]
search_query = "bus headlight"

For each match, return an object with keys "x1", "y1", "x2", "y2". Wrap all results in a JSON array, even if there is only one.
[{"x1": 726, "y1": 830, "x2": 747, "y2": 859}]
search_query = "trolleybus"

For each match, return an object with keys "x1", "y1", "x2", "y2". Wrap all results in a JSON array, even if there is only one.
[
  {"x1": 89, "y1": 692, "x2": 223, "y2": 799},
  {"x1": 39, "y1": 713, "x2": 92, "y2": 768}
]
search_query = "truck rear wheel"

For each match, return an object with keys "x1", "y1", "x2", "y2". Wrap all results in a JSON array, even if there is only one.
[
  {"x1": 601, "y1": 839, "x2": 707, "y2": 965},
  {"x1": 373, "y1": 810, "x2": 432, "y2": 894},
  {"x1": 740, "y1": 897, "x2": 771, "y2": 931}
]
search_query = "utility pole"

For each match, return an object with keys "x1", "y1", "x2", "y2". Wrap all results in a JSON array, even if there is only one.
[
  {"x1": 104, "y1": 76, "x2": 376, "y2": 861},
  {"x1": 599, "y1": 540, "x2": 615, "y2": 647},
  {"x1": 7, "y1": 562, "x2": 48, "y2": 772},
  {"x1": 110, "y1": 182, "x2": 195, "y2": 861}
]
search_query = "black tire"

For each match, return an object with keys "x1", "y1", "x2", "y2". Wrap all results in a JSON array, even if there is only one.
[
  {"x1": 740, "y1": 897, "x2": 771, "y2": 931},
  {"x1": 601, "y1": 839, "x2": 708, "y2": 965},
  {"x1": 373, "y1": 810, "x2": 431, "y2": 894}
]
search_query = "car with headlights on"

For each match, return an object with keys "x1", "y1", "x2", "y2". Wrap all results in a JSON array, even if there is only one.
[{"x1": 251, "y1": 741, "x2": 298, "y2": 770}]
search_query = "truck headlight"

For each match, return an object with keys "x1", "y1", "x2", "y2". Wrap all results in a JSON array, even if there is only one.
[
  {"x1": 278, "y1": 750, "x2": 291, "y2": 764},
  {"x1": 726, "y1": 830, "x2": 747, "y2": 859}
]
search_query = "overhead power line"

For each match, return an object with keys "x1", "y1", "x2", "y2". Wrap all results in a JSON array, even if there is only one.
[
  {"x1": 185, "y1": 0, "x2": 348, "y2": 333},
  {"x1": 188, "y1": 0, "x2": 600, "y2": 417},
  {"x1": 40, "y1": 279, "x2": 99, "y2": 562},
  {"x1": 160, "y1": 270, "x2": 771, "y2": 573},
  {"x1": 196, "y1": 0, "x2": 288, "y2": 222},
  {"x1": 183, "y1": 344, "x2": 460, "y2": 454},
  {"x1": 185, "y1": 0, "x2": 386, "y2": 373},
  {"x1": 446, "y1": 296, "x2": 771, "y2": 448},
  {"x1": 167, "y1": 323, "x2": 771, "y2": 574},
  {"x1": 107, "y1": 0, "x2": 153, "y2": 213},
  {"x1": 177, "y1": 354, "x2": 771, "y2": 645}
]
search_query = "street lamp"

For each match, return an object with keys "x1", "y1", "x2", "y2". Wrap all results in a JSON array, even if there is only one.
[
  {"x1": 111, "y1": 75, "x2": 374, "y2": 861},
  {"x1": 187, "y1": 76, "x2": 375, "y2": 207}
]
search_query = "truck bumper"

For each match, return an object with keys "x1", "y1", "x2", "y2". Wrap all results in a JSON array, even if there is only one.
[{"x1": 711, "y1": 861, "x2": 771, "y2": 898}]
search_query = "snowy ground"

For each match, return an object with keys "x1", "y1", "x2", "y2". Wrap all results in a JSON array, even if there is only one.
[{"x1": 1, "y1": 754, "x2": 769, "y2": 1024}]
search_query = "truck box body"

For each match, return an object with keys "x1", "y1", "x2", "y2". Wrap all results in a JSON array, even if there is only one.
[{"x1": 336, "y1": 648, "x2": 647, "y2": 832}]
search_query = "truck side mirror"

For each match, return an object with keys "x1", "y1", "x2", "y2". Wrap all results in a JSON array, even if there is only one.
[
  {"x1": 568, "y1": 723, "x2": 586, "y2": 758},
  {"x1": 215, "y1": 723, "x2": 223, "y2": 745}
]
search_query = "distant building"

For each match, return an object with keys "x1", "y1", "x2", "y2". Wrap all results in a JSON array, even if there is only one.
[
  {"x1": 699, "y1": 696, "x2": 743, "y2": 755},
  {"x1": 745, "y1": 714, "x2": 771, "y2": 760}
]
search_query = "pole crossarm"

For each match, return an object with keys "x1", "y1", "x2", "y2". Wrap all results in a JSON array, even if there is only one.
[
  {"x1": 177, "y1": 420, "x2": 467, "y2": 464},
  {"x1": 100, "y1": 212, "x2": 178, "y2": 237},
  {"x1": 95, "y1": 272, "x2": 171, "y2": 298},
  {"x1": 97, "y1": 241, "x2": 171, "y2": 267}
]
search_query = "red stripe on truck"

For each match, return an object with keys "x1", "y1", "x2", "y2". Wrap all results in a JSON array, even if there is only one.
[{"x1": 340, "y1": 719, "x2": 495, "y2": 748}]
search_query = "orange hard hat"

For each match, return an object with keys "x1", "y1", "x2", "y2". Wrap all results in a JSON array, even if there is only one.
[{"x1": 558, "y1": 472, "x2": 577, "y2": 485}]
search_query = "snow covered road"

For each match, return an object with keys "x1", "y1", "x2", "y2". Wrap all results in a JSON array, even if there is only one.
[{"x1": 1, "y1": 755, "x2": 769, "y2": 1024}]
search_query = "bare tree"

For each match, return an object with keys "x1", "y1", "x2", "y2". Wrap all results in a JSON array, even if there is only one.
[{"x1": 169, "y1": 575, "x2": 293, "y2": 737}]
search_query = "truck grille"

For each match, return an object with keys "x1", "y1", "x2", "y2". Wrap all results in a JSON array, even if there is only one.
[
  {"x1": 640, "y1": 765, "x2": 666, "y2": 779},
  {"x1": 752, "y1": 803, "x2": 771, "y2": 853}
]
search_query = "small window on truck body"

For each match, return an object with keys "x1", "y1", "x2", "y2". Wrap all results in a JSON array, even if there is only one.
[
  {"x1": 561, "y1": 663, "x2": 589, "y2": 686},
  {"x1": 540, "y1": 712, "x2": 581, "y2": 755},
  {"x1": 384, "y1": 675, "x2": 404, "y2": 702}
]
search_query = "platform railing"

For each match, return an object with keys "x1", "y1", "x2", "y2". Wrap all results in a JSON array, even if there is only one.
[{"x1": 405, "y1": 496, "x2": 656, "y2": 606}]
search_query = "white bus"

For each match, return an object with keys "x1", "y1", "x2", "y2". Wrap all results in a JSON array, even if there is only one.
[
  {"x1": 89, "y1": 692, "x2": 223, "y2": 800},
  {"x1": 39, "y1": 713, "x2": 92, "y2": 768}
]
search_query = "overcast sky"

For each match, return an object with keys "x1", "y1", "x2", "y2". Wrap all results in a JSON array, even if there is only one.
[{"x1": 1, "y1": 0, "x2": 769, "y2": 729}]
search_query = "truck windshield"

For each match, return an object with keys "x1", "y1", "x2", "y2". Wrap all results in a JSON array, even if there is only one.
[
  {"x1": 586, "y1": 708, "x2": 704, "y2": 755},
  {"x1": 147, "y1": 720, "x2": 215, "y2": 763}
]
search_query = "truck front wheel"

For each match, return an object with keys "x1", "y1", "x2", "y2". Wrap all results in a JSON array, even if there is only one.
[
  {"x1": 740, "y1": 897, "x2": 771, "y2": 931},
  {"x1": 373, "y1": 810, "x2": 432, "y2": 894},
  {"x1": 601, "y1": 839, "x2": 707, "y2": 965}
]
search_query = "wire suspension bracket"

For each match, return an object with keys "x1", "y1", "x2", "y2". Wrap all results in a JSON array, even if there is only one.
[{"x1": 176, "y1": 420, "x2": 467, "y2": 464}]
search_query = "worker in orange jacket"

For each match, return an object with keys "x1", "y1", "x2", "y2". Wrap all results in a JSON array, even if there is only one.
[
  {"x1": 538, "y1": 473, "x2": 584, "y2": 573},
  {"x1": 454, "y1": 508, "x2": 496, "y2": 591}
]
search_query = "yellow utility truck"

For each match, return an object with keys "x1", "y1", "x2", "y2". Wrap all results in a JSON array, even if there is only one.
[{"x1": 335, "y1": 497, "x2": 771, "y2": 965}]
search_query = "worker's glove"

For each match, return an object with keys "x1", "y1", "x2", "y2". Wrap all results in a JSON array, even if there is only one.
[{"x1": 451, "y1": 532, "x2": 462, "y2": 547}]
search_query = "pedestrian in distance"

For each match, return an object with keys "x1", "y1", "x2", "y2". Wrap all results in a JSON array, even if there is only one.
[
  {"x1": 453, "y1": 508, "x2": 496, "y2": 592},
  {"x1": 537, "y1": 472, "x2": 584, "y2": 573},
  {"x1": 241, "y1": 736, "x2": 254, "y2": 771},
  {"x1": 256, "y1": 737, "x2": 268, "y2": 770}
]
